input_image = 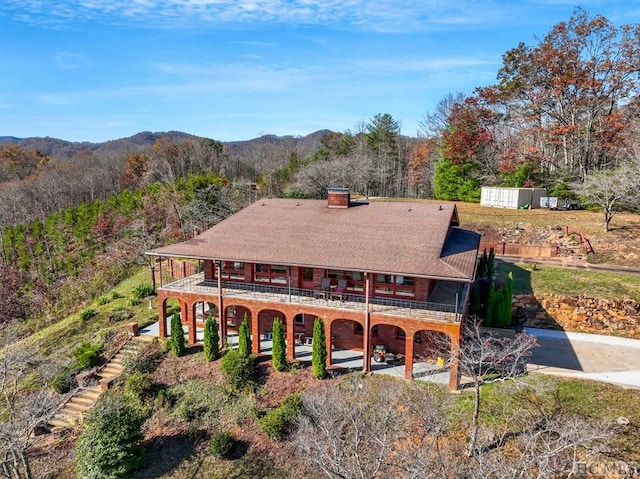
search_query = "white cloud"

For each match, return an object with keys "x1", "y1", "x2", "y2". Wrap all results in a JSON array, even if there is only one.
[{"x1": 0, "y1": 0, "x2": 539, "y2": 32}]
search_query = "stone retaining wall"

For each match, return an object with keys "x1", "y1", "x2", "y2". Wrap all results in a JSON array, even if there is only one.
[{"x1": 512, "y1": 293, "x2": 640, "y2": 339}]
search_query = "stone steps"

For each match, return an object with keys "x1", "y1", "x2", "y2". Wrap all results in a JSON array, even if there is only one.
[{"x1": 46, "y1": 335, "x2": 150, "y2": 435}]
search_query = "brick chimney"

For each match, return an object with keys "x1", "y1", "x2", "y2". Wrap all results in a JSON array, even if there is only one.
[{"x1": 327, "y1": 187, "x2": 350, "y2": 208}]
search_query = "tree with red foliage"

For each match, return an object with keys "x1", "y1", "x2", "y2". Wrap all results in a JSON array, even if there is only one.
[
  {"x1": 482, "y1": 8, "x2": 640, "y2": 181},
  {"x1": 434, "y1": 97, "x2": 500, "y2": 201}
]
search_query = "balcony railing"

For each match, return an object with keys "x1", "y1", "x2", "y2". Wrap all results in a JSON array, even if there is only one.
[{"x1": 160, "y1": 273, "x2": 466, "y2": 323}]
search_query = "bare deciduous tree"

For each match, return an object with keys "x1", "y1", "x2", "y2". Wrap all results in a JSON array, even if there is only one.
[
  {"x1": 429, "y1": 317, "x2": 538, "y2": 457},
  {"x1": 576, "y1": 162, "x2": 640, "y2": 232},
  {"x1": 0, "y1": 340, "x2": 58, "y2": 479}
]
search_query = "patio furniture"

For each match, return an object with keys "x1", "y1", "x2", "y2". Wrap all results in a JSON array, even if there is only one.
[
  {"x1": 304, "y1": 336, "x2": 313, "y2": 345},
  {"x1": 315, "y1": 277, "x2": 331, "y2": 299},
  {"x1": 331, "y1": 279, "x2": 347, "y2": 301}
]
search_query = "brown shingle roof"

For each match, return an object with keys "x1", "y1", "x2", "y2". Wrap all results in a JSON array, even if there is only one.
[{"x1": 148, "y1": 199, "x2": 480, "y2": 281}]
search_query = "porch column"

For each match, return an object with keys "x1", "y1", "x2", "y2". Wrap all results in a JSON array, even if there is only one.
[
  {"x1": 325, "y1": 319, "x2": 333, "y2": 366},
  {"x1": 181, "y1": 302, "x2": 194, "y2": 345},
  {"x1": 286, "y1": 315, "x2": 295, "y2": 362},
  {"x1": 251, "y1": 310, "x2": 260, "y2": 355},
  {"x1": 404, "y1": 331, "x2": 415, "y2": 380},
  {"x1": 362, "y1": 273, "x2": 372, "y2": 372},
  {"x1": 448, "y1": 332, "x2": 462, "y2": 391},
  {"x1": 158, "y1": 295, "x2": 167, "y2": 338},
  {"x1": 216, "y1": 262, "x2": 226, "y2": 345}
]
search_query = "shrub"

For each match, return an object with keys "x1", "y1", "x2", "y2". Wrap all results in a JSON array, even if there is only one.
[
  {"x1": 127, "y1": 298, "x2": 141, "y2": 307},
  {"x1": 74, "y1": 341, "x2": 102, "y2": 370},
  {"x1": 220, "y1": 349, "x2": 256, "y2": 392},
  {"x1": 312, "y1": 318, "x2": 327, "y2": 379},
  {"x1": 131, "y1": 283, "x2": 154, "y2": 300},
  {"x1": 75, "y1": 396, "x2": 146, "y2": 479},
  {"x1": 271, "y1": 318, "x2": 286, "y2": 372},
  {"x1": 238, "y1": 313, "x2": 252, "y2": 357},
  {"x1": 96, "y1": 295, "x2": 110, "y2": 305},
  {"x1": 124, "y1": 372, "x2": 155, "y2": 400},
  {"x1": 52, "y1": 366, "x2": 77, "y2": 394},
  {"x1": 79, "y1": 307, "x2": 98, "y2": 321},
  {"x1": 170, "y1": 314, "x2": 186, "y2": 357},
  {"x1": 259, "y1": 393, "x2": 303, "y2": 441},
  {"x1": 210, "y1": 430, "x2": 237, "y2": 459},
  {"x1": 203, "y1": 316, "x2": 220, "y2": 361}
]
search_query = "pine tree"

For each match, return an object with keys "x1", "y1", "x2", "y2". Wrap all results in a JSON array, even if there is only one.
[
  {"x1": 312, "y1": 318, "x2": 327, "y2": 379},
  {"x1": 170, "y1": 314, "x2": 185, "y2": 357},
  {"x1": 203, "y1": 316, "x2": 219, "y2": 361},
  {"x1": 238, "y1": 313, "x2": 252, "y2": 357},
  {"x1": 271, "y1": 319, "x2": 286, "y2": 372}
]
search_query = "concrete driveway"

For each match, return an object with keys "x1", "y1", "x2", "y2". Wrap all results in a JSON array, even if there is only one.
[{"x1": 525, "y1": 328, "x2": 640, "y2": 389}]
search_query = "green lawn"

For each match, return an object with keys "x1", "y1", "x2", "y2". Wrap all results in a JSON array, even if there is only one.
[{"x1": 496, "y1": 261, "x2": 640, "y2": 301}]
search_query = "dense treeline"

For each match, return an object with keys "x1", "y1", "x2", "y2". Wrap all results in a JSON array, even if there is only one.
[{"x1": 0, "y1": 170, "x2": 252, "y2": 333}]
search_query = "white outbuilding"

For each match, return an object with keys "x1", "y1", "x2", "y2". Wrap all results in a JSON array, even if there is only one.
[{"x1": 480, "y1": 187, "x2": 546, "y2": 209}]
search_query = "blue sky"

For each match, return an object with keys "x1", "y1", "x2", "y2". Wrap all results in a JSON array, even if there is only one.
[{"x1": 0, "y1": 1, "x2": 638, "y2": 143}]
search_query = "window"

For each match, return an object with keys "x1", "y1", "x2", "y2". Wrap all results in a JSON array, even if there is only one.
[
  {"x1": 295, "y1": 314, "x2": 305, "y2": 325},
  {"x1": 301, "y1": 267, "x2": 313, "y2": 282},
  {"x1": 371, "y1": 325, "x2": 379, "y2": 337},
  {"x1": 216, "y1": 261, "x2": 245, "y2": 281},
  {"x1": 374, "y1": 274, "x2": 415, "y2": 298},
  {"x1": 395, "y1": 327, "x2": 406, "y2": 338},
  {"x1": 354, "y1": 322, "x2": 364, "y2": 335},
  {"x1": 324, "y1": 270, "x2": 364, "y2": 293},
  {"x1": 254, "y1": 264, "x2": 287, "y2": 285}
]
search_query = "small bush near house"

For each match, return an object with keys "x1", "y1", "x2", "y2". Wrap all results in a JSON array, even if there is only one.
[
  {"x1": 238, "y1": 313, "x2": 252, "y2": 357},
  {"x1": 170, "y1": 314, "x2": 186, "y2": 357},
  {"x1": 220, "y1": 349, "x2": 256, "y2": 392},
  {"x1": 203, "y1": 316, "x2": 220, "y2": 361},
  {"x1": 210, "y1": 430, "x2": 237, "y2": 459},
  {"x1": 312, "y1": 318, "x2": 327, "y2": 379},
  {"x1": 259, "y1": 393, "x2": 303, "y2": 441},
  {"x1": 271, "y1": 319, "x2": 286, "y2": 372},
  {"x1": 107, "y1": 307, "x2": 134, "y2": 323}
]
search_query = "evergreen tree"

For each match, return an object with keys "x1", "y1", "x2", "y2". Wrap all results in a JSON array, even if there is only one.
[
  {"x1": 203, "y1": 316, "x2": 219, "y2": 361},
  {"x1": 170, "y1": 314, "x2": 186, "y2": 357},
  {"x1": 271, "y1": 319, "x2": 286, "y2": 372},
  {"x1": 238, "y1": 313, "x2": 252, "y2": 356},
  {"x1": 312, "y1": 318, "x2": 327, "y2": 379}
]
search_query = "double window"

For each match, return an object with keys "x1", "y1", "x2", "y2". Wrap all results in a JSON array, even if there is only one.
[
  {"x1": 216, "y1": 261, "x2": 245, "y2": 281},
  {"x1": 374, "y1": 274, "x2": 415, "y2": 297},
  {"x1": 254, "y1": 264, "x2": 288, "y2": 285},
  {"x1": 326, "y1": 270, "x2": 365, "y2": 292}
]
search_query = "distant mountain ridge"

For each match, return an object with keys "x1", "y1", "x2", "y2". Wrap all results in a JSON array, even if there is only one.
[{"x1": 0, "y1": 130, "x2": 334, "y2": 160}]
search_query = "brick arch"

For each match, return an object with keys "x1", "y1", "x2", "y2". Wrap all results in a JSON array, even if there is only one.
[
  {"x1": 367, "y1": 322, "x2": 407, "y2": 357},
  {"x1": 158, "y1": 295, "x2": 187, "y2": 340},
  {"x1": 190, "y1": 299, "x2": 218, "y2": 328}
]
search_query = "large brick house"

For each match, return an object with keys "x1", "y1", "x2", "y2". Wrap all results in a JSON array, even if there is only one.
[{"x1": 146, "y1": 188, "x2": 480, "y2": 389}]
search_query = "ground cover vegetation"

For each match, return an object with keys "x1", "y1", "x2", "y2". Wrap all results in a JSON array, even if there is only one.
[{"x1": 1, "y1": 7, "x2": 640, "y2": 478}]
